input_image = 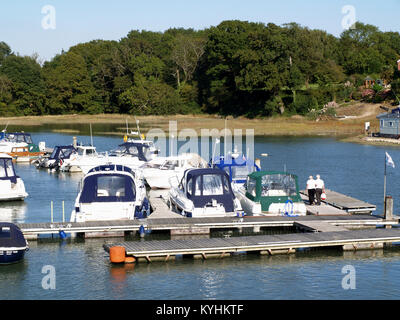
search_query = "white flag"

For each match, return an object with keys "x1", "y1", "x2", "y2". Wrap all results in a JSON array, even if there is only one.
[{"x1": 386, "y1": 152, "x2": 395, "y2": 168}]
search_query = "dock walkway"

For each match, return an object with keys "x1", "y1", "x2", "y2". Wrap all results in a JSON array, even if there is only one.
[{"x1": 104, "y1": 228, "x2": 400, "y2": 262}]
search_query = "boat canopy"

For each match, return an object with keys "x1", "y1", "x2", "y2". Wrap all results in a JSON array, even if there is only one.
[
  {"x1": 88, "y1": 164, "x2": 136, "y2": 178},
  {"x1": 245, "y1": 171, "x2": 302, "y2": 210},
  {"x1": 0, "y1": 223, "x2": 26, "y2": 248},
  {"x1": 49, "y1": 145, "x2": 76, "y2": 160},
  {"x1": 212, "y1": 155, "x2": 260, "y2": 183},
  {"x1": 79, "y1": 171, "x2": 136, "y2": 203},
  {"x1": 114, "y1": 142, "x2": 151, "y2": 161},
  {"x1": 2, "y1": 133, "x2": 33, "y2": 144},
  {"x1": 183, "y1": 168, "x2": 235, "y2": 212},
  {"x1": 0, "y1": 154, "x2": 17, "y2": 183}
]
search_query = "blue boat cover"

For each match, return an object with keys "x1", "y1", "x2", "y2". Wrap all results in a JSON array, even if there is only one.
[
  {"x1": 185, "y1": 168, "x2": 235, "y2": 212},
  {"x1": 0, "y1": 223, "x2": 26, "y2": 248},
  {"x1": 49, "y1": 145, "x2": 76, "y2": 160},
  {"x1": 79, "y1": 173, "x2": 136, "y2": 203},
  {"x1": 211, "y1": 155, "x2": 260, "y2": 183},
  {"x1": 115, "y1": 142, "x2": 149, "y2": 162},
  {"x1": 88, "y1": 165, "x2": 135, "y2": 178}
]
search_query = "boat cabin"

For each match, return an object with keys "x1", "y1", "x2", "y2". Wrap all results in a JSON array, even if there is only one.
[
  {"x1": 212, "y1": 155, "x2": 260, "y2": 184},
  {"x1": 180, "y1": 168, "x2": 236, "y2": 212},
  {"x1": 49, "y1": 145, "x2": 77, "y2": 161},
  {"x1": 80, "y1": 165, "x2": 137, "y2": 203},
  {"x1": 76, "y1": 145, "x2": 97, "y2": 157},
  {"x1": 245, "y1": 171, "x2": 302, "y2": 212},
  {"x1": 113, "y1": 142, "x2": 153, "y2": 161},
  {"x1": 0, "y1": 153, "x2": 18, "y2": 183},
  {"x1": 2, "y1": 133, "x2": 33, "y2": 144}
]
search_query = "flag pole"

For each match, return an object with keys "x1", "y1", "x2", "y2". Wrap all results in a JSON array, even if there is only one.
[{"x1": 384, "y1": 153, "x2": 387, "y2": 214}]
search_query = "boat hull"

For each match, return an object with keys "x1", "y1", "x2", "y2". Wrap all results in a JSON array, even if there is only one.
[{"x1": 0, "y1": 248, "x2": 26, "y2": 264}]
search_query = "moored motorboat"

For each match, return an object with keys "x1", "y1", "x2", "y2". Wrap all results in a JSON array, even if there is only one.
[
  {"x1": 35, "y1": 145, "x2": 77, "y2": 170},
  {"x1": 142, "y1": 153, "x2": 208, "y2": 189},
  {"x1": 60, "y1": 145, "x2": 99, "y2": 173},
  {"x1": 0, "y1": 223, "x2": 28, "y2": 264},
  {"x1": 168, "y1": 168, "x2": 244, "y2": 217},
  {"x1": 70, "y1": 164, "x2": 149, "y2": 222},
  {"x1": 0, "y1": 153, "x2": 28, "y2": 201},
  {"x1": 0, "y1": 132, "x2": 45, "y2": 162},
  {"x1": 236, "y1": 171, "x2": 307, "y2": 216}
]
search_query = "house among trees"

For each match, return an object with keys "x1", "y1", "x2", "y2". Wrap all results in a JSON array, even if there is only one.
[
  {"x1": 365, "y1": 76, "x2": 375, "y2": 88},
  {"x1": 376, "y1": 107, "x2": 400, "y2": 138}
]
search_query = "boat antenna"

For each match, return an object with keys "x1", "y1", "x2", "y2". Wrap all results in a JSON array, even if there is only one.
[
  {"x1": 90, "y1": 123, "x2": 93, "y2": 147},
  {"x1": 2, "y1": 121, "x2": 9, "y2": 133},
  {"x1": 224, "y1": 118, "x2": 227, "y2": 156},
  {"x1": 134, "y1": 115, "x2": 142, "y2": 140},
  {"x1": 126, "y1": 118, "x2": 129, "y2": 135},
  {"x1": 211, "y1": 138, "x2": 220, "y2": 166}
]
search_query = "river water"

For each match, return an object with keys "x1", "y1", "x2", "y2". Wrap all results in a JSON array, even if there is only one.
[{"x1": 1, "y1": 129, "x2": 400, "y2": 300}]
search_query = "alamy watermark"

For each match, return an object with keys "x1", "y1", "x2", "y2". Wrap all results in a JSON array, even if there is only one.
[
  {"x1": 41, "y1": 5, "x2": 56, "y2": 30},
  {"x1": 341, "y1": 265, "x2": 356, "y2": 290},
  {"x1": 341, "y1": 5, "x2": 356, "y2": 30},
  {"x1": 41, "y1": 265, "x2": 56, "y2": 290}
]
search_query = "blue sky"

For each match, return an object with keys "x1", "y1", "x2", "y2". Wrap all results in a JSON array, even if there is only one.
[{"x1": 0, "y1": 0, "x2": 399, "y2": 62}]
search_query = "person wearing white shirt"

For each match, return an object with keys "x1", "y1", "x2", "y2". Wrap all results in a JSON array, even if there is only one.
[
  {"x1": 306, "y1": 176, "x2": 316, "y2": 205},
  {"x1": 314, "y1": 174, "x2": 325, "y2": 205}
]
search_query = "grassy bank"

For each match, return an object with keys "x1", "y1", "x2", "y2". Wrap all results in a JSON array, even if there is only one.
[{"x1": 0, "y1": 102, "x2": 383, "y2": 137}]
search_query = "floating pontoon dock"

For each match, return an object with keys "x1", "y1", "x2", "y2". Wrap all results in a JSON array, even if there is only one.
[{"x1": 103, "y1": 227, "x2": 400, "y2": 263}]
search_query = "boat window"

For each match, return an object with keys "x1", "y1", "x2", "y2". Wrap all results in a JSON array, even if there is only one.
[
  {"x1": 26, "y1": 135, "x2": 33, "y2": 144},
  {"x1": 61, "y1": 148, "x2": 75, "y2": 158},
  {"x1": 77, "y1": 149, "x2": 84, "y2": 156},
  {"x1": 187, "y1": 178, "x2": 192, "y2": 195},
  {"x1": 202, "y1": 174, "x2": 224, "y2": 196},
  {"x1": 0, "y1": 227, "x2": 11, "y2": 239},
  {"x1": 50, "y1": 148, "x2": 58, "y2": 159},
  {"x1": 97, "y1": 176, "x2": 126, "y2": 197},
  {"x1": 261, "y1": 174, "x2": 297, "y2": 197},
  {"x1": 127, "y1": 145, "x2": 139, "y2": 156},
  {"x1": 5, "y1": 159, "x2": 15, "y2": 177},
  {"x1": 86, "y1": 149, "x2": 95, "y2": 156},
  {"x1": 0, "y1": 161, "x2": 6, "y2": 178},
  {"x1": 161, "y1": 160, "x2": 179, "y2": 170},
  {"x1": 231, "y1": 165, "x2": 254, "y2": 180},
  {"x1": 246, "y1": 177, "x2": 257, "y2": 197}
]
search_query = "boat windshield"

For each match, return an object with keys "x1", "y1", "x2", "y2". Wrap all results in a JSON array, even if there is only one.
[
  {"x1": 78, "y1": 148, "x2": 96, "y2": 156},
  {"x1": 193, "y1": 174, "x2": 230, "y2": 196},
  {"x1": 261, "y1": 174, "x2": 297, "y2": 197},
  {"x1": 231, "y1": 165, "x2": 254, "y2": 181},
  {"x1": 0, "y1": 158, "x2": 15, "y2": 178},
  {"x1": 7, "y1": 134, "x2": 32, "y2": 144},
  {"x1": 161, "y1": 160, "x2": 179, "y2": 170},
  {"x1": 97, "y1": 176, "x2": 127, "y2": 197}
]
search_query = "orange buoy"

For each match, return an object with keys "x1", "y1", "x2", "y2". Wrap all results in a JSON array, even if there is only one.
[
  {"x1": 124, "y1": 256, "x2": 136, "y2": 264},
  {"x1": 109, "y1": 246, "x2": 126, "y2": 264}
]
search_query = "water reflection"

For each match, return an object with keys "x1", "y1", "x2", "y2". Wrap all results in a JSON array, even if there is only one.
[{"x1": 0, "y1": 202, "x2": 27, "y2": 223}]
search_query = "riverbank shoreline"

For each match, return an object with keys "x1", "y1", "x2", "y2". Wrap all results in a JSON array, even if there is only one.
[{"x1": 0, "y1": 112, "x2": 376, "y2": 138}]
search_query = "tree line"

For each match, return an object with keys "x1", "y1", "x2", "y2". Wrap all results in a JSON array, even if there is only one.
[{"x1": 0, "y1": 20, "x2": 400, "y2": 118}]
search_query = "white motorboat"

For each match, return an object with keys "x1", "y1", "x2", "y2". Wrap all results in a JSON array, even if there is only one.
[
  {"x1": 168, "y1": 168, "x2": 244, "y2": 218},
  {"x1": 0, "y1": 153, "x2": 28, "y2": 201},
  {"x1": 70, "y1": 164, "x2": 149, "y2": 222},
  {"x1": 235, "y1": 171, "x2": 307, "y2": 216},
  {"x1": 142, "y1": 153, "x2": 208, "y2": 189},
  {"x1": 35, "y1": 145, "x2": 77, "y2": 170},
  {"x1": 60, "y1": 145, "x2": 99, "y2": 173},
  {"x1": 76, "y1": 141, "x2": 159, "y2": 174}
]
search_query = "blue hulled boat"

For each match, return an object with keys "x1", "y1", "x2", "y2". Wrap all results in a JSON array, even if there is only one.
[{"x1": 0, "y1": 223, "x2": 28, "y2": 264}]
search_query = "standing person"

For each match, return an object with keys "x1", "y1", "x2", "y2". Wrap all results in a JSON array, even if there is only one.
[
  {"x1": 315, "y1": 174, "x2": 325, "y2": 205},
  {"x1": 306, "y1": 176, "x2": 316, "y2": 205}
]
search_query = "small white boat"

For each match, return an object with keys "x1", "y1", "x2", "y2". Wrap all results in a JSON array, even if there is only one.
[
  {"x1": 168, "y1": 168, "x2": 244, "y2": 218},
  {"x1": 70, "y1": 164, "x2": 149, "y2": 222},
  {"x1": 60, "y1": 145, "x2": 99, "y2": 173},
  {"x1": 236, "y1": 171, "x2": 307, "y2": 216},
  {"x1": 36, "y1": 145, "x2": 77, "y2": 170},
  {"x1": 0, "y1": 153, "x2": 28, "y2": 201},
  {"x1": 142, "y1": 153, "x2": 208, "y2": 189},
  {"x1": 76, "y1": 141, "x2": 159, "y2": 174}
]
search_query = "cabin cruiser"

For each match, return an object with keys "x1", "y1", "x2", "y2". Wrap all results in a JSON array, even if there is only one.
[
  {"x1": 70, "y1": 164, "x2": 149, "y2": 222},
  {"x1": 236, "y1": 171, "x2": 307, "y2": 216},
  {"x1": 59, "y1": 145, "x2": 98, "y2": 173},
  {"x1": 0, "y1": 132, "x2": 45, "y2": 161},
  {"x1": 35, "y1": 145, "x2": 77, "y2": 170},
  {"x1": 211, "y1": 153, "x2": 260, "y2": 190},
  {"x1": 168, "y1": 168, "x2": 244, "y2": 218},
  {"x1": 0, "y1": 223, "x2": 29, "y2": 264},
  {"x1": 0, "y1": 153, "x2": 28, "y2": 201},
  {"x1": 76, "y1": 142, "x2": 159, "y2": 174},
  {"x1": 142, "y1": 153, "x2": 208, "y2": 189}
]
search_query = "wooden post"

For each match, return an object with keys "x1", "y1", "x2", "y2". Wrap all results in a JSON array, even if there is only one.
[
  {"x1": 51, "y1": 201, "x2": 53, "y2": 223},
  {"x1": 384, "y1": 196, "x2": 393, "y2": 229},
  {"x1": 62, "y1": 201, "x2": 65, "y2": 223}
]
